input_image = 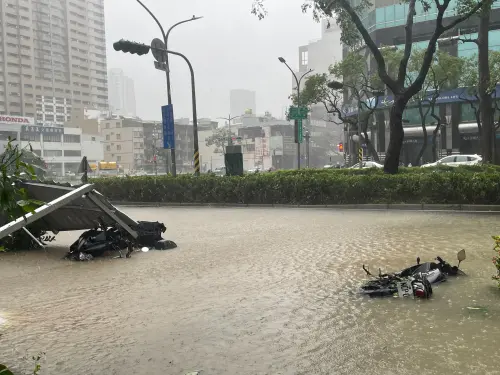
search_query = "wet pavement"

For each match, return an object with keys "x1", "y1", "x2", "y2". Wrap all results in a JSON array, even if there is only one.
[{"x1": 1, "y1": 207, "x2": 500, "y2": 375}]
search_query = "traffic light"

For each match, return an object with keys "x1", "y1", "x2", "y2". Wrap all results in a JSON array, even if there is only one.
[
  {"x1": 338, "y1": 142, "x2": 344, "y2": 152},
  {"x1": 113, "y1": 39, "x2": 150, "y2": 56}
]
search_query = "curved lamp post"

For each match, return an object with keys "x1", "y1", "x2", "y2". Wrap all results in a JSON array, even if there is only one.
[
  {"x1": 135, "y1": 0, "x2": 202, "y2": 176},
  {"x1": 278, "y1": 56, "x2": 313, "y2": 169}
]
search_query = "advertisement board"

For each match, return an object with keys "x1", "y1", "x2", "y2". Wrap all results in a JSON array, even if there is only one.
[{"x1": 0, "y1": 116, "x2": 35, "y2": 125}]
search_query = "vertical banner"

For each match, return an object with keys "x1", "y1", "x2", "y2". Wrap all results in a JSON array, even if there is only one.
[{"x1": 162, "y1": 104, "x2": 175, "y2": 149}]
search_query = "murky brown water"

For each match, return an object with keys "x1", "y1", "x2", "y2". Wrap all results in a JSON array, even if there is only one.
[{"x1": 1, "y1": 207, "x2": 500, "y2": 375}]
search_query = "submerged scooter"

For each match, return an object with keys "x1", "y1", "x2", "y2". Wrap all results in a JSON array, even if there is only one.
[{"x1": 359, "y1": 249, "x2": 466, "y2": 299}]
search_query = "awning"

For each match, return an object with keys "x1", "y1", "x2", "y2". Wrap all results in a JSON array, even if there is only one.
[{"x1": 0, "y1": 182, "x2": 139, "y2": 242}]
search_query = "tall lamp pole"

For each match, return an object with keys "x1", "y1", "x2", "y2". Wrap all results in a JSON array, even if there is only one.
[
  {"x1": 217, "y1": 114, "x2": 241, "y2": 145},
  {"x1": 135, "y1": 0, "x2": 202, "y2": 176},
  {"x1": 278, "y1": 56, "x2": 313, "y2": 169}
]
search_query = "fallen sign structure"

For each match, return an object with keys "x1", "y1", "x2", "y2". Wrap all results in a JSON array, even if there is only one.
[{"x1": 0, "y1": 181, "x2": 176, "y2": 259}]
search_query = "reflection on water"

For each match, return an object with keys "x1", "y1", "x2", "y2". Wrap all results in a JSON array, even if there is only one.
[{"x1": 0, "y1": 208, "x2": 499, "y2": 375}]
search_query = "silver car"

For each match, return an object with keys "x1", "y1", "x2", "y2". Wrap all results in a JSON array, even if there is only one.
[{"x1": 421, "y1": 154, "x2": 482, "y2": 168}]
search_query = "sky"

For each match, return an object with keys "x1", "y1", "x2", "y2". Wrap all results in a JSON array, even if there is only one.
[{"x1": 104, "y1": 0, "x2": 322, "y2": 121}]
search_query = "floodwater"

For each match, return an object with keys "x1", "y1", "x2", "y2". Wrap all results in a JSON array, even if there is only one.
[{"x1": 1, "y1": 207, "x2": 500, "y2": 375}]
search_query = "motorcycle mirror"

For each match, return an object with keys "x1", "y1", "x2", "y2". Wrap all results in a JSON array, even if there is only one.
[
  {"x1": 141, "y1": 247, "x2": 150, "y2": 252},
  {"x1": 457, "y1": 249, "x2": 466, "y2": 267}
]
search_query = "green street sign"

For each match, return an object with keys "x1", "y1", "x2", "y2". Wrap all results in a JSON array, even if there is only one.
[
  {"x1": 296, "y1": 119, "x2": 303, "y2": 143},
  {"x1": 289, "y1": 106, "x2": 309, "y2": 120}
]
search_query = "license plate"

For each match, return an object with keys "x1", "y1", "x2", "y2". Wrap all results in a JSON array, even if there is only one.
[{"x1": 396, "y1": 280, "x2": 414, "y2": 299}]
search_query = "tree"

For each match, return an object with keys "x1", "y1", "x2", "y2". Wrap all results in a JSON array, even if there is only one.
[
  {"x1": 205, "y1": 127, "x2": 236, "y2": 154},
  {"x1": 381, "y1": 48, "x2": 464, "y2": 164},
  {"x1": 459, "y1": 45, "x2": 500, "y2": 163},
  {"x1": 0, "y1": 139, "x2": 44, "y2": 251},
  {"x1": 253, "y1": 0, "x2": 486, "y2": 173},
  {"x1": 293, "y1": 51, "x2": 383, "y2": 162}
]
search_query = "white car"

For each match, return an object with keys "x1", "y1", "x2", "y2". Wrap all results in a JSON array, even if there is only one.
[
  {"x1": 421, "y1": 154, "x2": 482, "y2": 168},
  {"x1": 350, "y1": 161, "x2": 383, "y2": 169}
]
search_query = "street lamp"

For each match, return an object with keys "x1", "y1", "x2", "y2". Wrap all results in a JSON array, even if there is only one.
[
  {"x1": 217, "y1": 114, "x2": 241, "y2": 146},
  {"x1": 278, "y1": 56, "x2": 313, "y2": 169},
  {"x1": 135, "y1": 0, "x2": 202, "y2": 176}
]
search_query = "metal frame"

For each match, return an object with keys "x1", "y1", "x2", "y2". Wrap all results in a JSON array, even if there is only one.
[{"x1": 0, "y1": 183, "x2": 138, "y2": 245}]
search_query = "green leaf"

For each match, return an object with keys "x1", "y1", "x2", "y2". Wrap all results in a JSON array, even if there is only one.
[{"x1": 0, "y1": 364, "x2": 15, "y2": 375}]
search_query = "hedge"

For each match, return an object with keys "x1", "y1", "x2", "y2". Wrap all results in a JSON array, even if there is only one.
[{"x1": 90, "y1": 167, "x2": 500, "y2": 205}]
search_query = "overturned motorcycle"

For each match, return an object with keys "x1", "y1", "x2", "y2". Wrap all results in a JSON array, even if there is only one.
[
  {"x1": 66, "y1": 219, "x2": 177, "y2": 261},
  {"x1": 359, "y1": 249, "x2": 466, "y2": 299}
]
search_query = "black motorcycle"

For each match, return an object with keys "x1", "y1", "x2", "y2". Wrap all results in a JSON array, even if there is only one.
[
  {"x1": 66, "y1": 220, "x2": 177, "y2": 261},
  {"x1": 359, "y1": 249, "x2": 466, "y2": 299}
]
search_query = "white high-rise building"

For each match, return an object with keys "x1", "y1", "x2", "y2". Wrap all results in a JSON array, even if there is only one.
[
  {"x1": 230, "y1": 89, "x2": 256, "y2": 117},
  {"x1": 0, "y1": 0, "x2": 109, "y2": 124},
  {"x1": 108, "y1": 68, "x2": 136, "y2": 117}
]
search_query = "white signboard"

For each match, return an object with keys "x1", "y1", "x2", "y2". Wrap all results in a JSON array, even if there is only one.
[
  {"x1": 396, "y1": 280, "x2": 414, "y2": 299},
  {"x1": 0, "y1": 115, "x2": 35, "y2": 125}
]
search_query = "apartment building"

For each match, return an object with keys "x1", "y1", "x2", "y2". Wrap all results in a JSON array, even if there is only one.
[
  {"x1": 0, "y1": 0, "x2": 108, "y2": 125},
  {"x1": 101, "y1": 117, "x2": 144, "y2": 173}
]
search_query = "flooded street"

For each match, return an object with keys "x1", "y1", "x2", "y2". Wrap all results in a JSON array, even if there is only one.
[{"x1": 1, "y1": 207, "x2": 500, "y2": 375}]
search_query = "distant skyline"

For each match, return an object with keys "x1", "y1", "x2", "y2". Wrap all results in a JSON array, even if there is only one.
[{"x1": 104, "y1": 0, "x2": 334, "y2": 121}]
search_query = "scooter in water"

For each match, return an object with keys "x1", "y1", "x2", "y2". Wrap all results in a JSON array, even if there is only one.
[{"x1": 359, "y1": 249, "x2": 466, "y2": 299}]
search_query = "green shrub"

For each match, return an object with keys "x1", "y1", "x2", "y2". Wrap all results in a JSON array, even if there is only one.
[{"x1": 91, "y1": 168, "x2": 500, "y2": 205}]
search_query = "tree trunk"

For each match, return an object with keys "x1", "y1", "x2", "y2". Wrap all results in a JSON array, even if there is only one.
[
  {"x1": 360, "y1": 131, "x2": 380, "y2": 162},
  {"x1": 384, "y1": 97, "x2": 407, "y2": 174},
  {"x1": 415, "y1": 122, "x2": 428, "y2": 166},
  {"x1": 478, "y1": 3, "x2": 494, "y2": 163}
]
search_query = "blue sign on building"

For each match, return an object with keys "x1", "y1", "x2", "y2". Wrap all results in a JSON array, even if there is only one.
[{"x1": 162, "y1": 104, "x2": 175, "y2": 149}]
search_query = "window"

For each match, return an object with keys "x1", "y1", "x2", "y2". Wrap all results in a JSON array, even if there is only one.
[
  {"x1": 116, "y1": 145, "x2": 121, "y2": 151},
  {"x1": 106, "y1": 134, "x2": 110, "y2": 140},
  {"x1": 455, "y1": 155, "x2": 468, "y2": 162},
  {"x1": 440, "y1": 156, "x2": 455, "y2": 163},
  {"x1": 44, "y1": 150, "x2": 63, "y2": 157},
  {"x1": 116, "y1": 133, "x2": 121, "y2": 140},
  {"x1": 300, "y1": 50, "x2": 308, "y2": 66},
  {"x1": 43, "y1": 133, "x2": 61, "y2": 142},
  {"x1": 64, "y1": 150, "x2": 81, "y2": 157},
  {"x1": 116, "y1": 155, "x2": 121, "y2": 162},
  {"x1": 64, "y1": 134, "x2": 80, "y2": 143},
  {"x1": 21, "y1": 133, "x2": 40, "y2": 141},
  {"x1": 106, "y1": 145, "x2": 110, "y2": 151}
]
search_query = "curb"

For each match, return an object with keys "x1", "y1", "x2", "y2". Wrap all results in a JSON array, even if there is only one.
[{"x1": 110, "y1": 201, "x2": 500, "y2": 212}]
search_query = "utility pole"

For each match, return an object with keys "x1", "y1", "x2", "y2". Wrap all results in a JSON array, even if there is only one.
[
  {"x1": 134, "y1": 1, "x2": 202, "y2": 176},
  {"x1": 217, "y1": 114, "x2": 241, "y2": 146},
  {"x1": 278, "y1": 57, "x2": 313, "y2": 169},
  {"x1": 113, "y1": 44, "x2": 201, "y2": 176}
]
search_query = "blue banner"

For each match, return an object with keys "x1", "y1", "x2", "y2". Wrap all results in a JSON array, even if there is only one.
[
  {"x1": 162, "y1": 104, "x2": 175, "y2": 149},
  {"x1": 343, "y1": 85, "x2": 500, "y2": 116}
]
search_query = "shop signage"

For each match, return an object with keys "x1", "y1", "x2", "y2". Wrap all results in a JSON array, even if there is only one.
[
  {"x1": 21, "y1": 125, "x2": 64, "y2": 134},
  {"x1": 0, "y1": 116, "x2": 35, "y2": 125},
  {"x1": 461, "y1": 134, "x2": 480, "y2": 141}
]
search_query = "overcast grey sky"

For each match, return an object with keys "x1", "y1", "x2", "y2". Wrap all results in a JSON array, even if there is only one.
[{"x1": 104, "y1": 0, "x2": 322, "y2": 121}]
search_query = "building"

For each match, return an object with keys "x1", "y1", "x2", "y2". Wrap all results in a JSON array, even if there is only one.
[
  {"x1": 293, "y1": 20, "x2": 344, "y2": 161},
  {"x1": 0, "y1": 114, "x2": 100, "y2": 175},
  {"x1": 231, "y1": 111, "x2": 337, "y2": 170},
  {"x1": 0, "y1": 0, "x2": 108, "y2": 125},
  {"x1": 230, "y1": 89, "x2": 256, "y2": 117},
  {"x1": 101, "y1": 117, "x2": 144, "y2": 173},
  {"x1": 342, "y1": 1, "x2": 500, "y2": 165},
  {"x1": 108, "y1": 68, "x2": 136, "y2": 117}
]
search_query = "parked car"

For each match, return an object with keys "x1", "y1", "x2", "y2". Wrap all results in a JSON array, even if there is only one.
[
  {"x1": 349, "y1": 161, "x2": 383, "y2": 169},
  {"x1": 421, "y1": 154, "x2": 482, "y2": 168}
]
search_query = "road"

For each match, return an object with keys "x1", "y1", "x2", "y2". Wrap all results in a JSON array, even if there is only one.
[{"x1": 0, "y1": 207, "x2": 499, "y2": 375}]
